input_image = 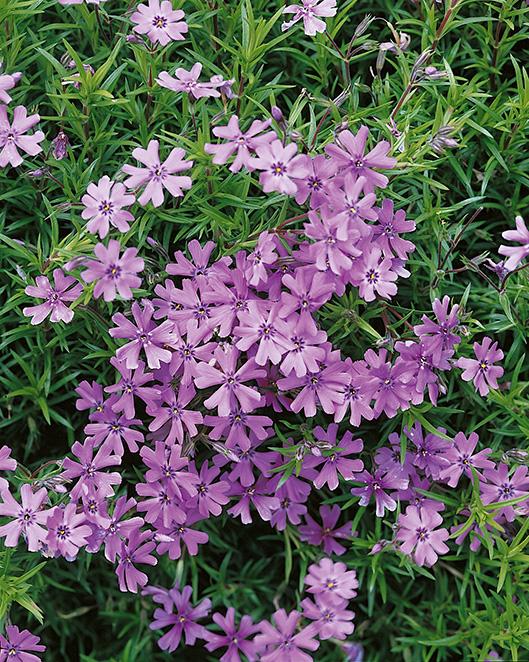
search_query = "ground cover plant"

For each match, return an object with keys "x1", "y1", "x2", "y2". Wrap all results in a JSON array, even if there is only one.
[{"x1": 1, "y1": 0, "x2": 529, "y2": 660}]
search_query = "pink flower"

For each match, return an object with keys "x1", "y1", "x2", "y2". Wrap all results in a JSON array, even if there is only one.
[
  {"x1": 305, "y1": 557, "x2": 358, "y2": 601},
  {"x1": 45, "y1": 502, "x2": 92, "y2": 561},
  {"x1": 249, "y1": 139, "x2": 309, "y2": 196},
  {"x1": 395, "y1": 505, "x2": 449, "y2": 567},
  {"x1": 325, "y1": 126, "x2": 396, "y2": 192},
  {"x1": 157, "y1": 62, "x2": 220, "y2": 100},
  {"x1": 81, "y1": 176, "x2": 135, "y2": 238},
  {"x1": 0, "y1": 72, "x2": 21, "y2": 105},
  {"x1": 349, "y1": 246, "x2": 398, "y2": 301},
  {"x1": 81, "y1": 240, "x2": 144, "y2": 301},
  {"x1": 23, "y1": 268, "x2": 83, "y2": 325},
  {"x1": 306, "y1": 425, "x2": 364, "y2": 489},
  {"x1": 301, "y1": 594, "x2": 355, "y2": 640},
  {"x1": 499, "y1": 215, "x2": 529, "y2": 270},
  {"x1": 131, "y1": 0, "x2": 188, "y2": 46},
  {"x1": 0, "y1": 105, "x2": 45, "y2": 167},
  {"x1": 299, "y1": 504, "x2": 352, "y2": 555},
  {"x1": 456, "y1": 336, "x2": 504, "y2": 396},
  {"x1": 205, "y1": 115, "x2": 275, "y2": 172},
  {"x1": 0, "y1": 625, "x2": 45, "y2": 661},
  {"x1": 116, "y1": 527, "x2": 157, "y2": 592},
  {"x1": 254, "y1": 609, "x2": 319, "y2": 662},
  {"x1": 122, "y1": 139, "x2": 193, "y2": 207},
  {"x1": 0, "y1": 484, "x2": 50, "y2": 552},
  {"x1": 281, "y1": 0, "x2": 337, "y2": 36}
]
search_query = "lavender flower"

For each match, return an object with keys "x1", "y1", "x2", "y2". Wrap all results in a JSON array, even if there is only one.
[
  {"x1": 46, "y1": 503, "x2": 92, "y2": 561},
  {"x1": 281, "y1": 0, "x2": 337, "y2": 36},
  {"x1": 205, "y1": 608, "x2": 260, "y2": 662},
  {"x1": 205, "y1": 115, "x2": 275, "y2": 172},
  {"x1": 131, "y1": 0, "x2": 188, "y2": 45},
  {"x1": 249, "y1": 139, "x2": 309, "y2": 196},
  {"x1": 81, "y1": 240, "x2": 144, "y2": 301},
  {"x1": 116, "y1": 527, "x2": 157, "y2": 592},
  {"x1": 23, "y1": 269, "x2": 83, "y2": 325},
  {"x1": 350, "y1": 469, "x2": 408, "y2": 517},
  {"x1": 0, "y1": 484, "x2": 50, "y2": 551},
  {"x1": 81, "y1": 176, "x2": 135, "y2": 238},
  {"x1": 301, "y1": 594, "x2": 355, "y2": 640},
  {"x1": 0, "y1": 105, "x2": 45, "y2": 168},
  {"x1": 437, "y1": 431, "x2": 494, "y2": 487},
  {"x1": 456, "y1": 336, "x2": 504, "y2": 396},
  {"x1": 0, "y1": 625, "x2": 45, "y2": 661},
  {"x1": 305, "y1": 557, "x2": 359, "y2": 601},
  {"x1": 254, "y1": 609, "x2": 319, "y2": 661},
  {"x1": 299, "y1": 504, "x2": 352, "y2": 555},
  {"x1": 396, "y1": 504, "x2": 449, "y2": 567},
  {"x1": 499, "y1": 215, "x2": 529, "y2": 270}
]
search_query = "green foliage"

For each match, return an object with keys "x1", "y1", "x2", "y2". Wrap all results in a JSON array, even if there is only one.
[{"x1": 1, "y1": 0, "x2": 529, "y2": 660}]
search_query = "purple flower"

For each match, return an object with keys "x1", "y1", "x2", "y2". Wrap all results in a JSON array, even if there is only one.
[
  {"x1": 116, "y1": 527, "x2": 157, "y2": 592},
  {"x1": 246, "y1": 231, "x2": 278, "y2": 286},
  {"x1": 140, "y1": 441, "x2": 198, "y2": 499},
  {"x1": 46, "y1": 502, "x2": 92, "y2": 561},
  {"x1": 278, "y1": 356, "x2": 350, "y2": 418},
  {"x1": 88, "y1": 496, "x2": 143, "y2": 562},
  {"x1": 305, "y1": 557, "x2": 358, "y2": 601},
  {"x1": 280, "y1": 313, "x2": 327, "y2": 378},
  {"x1": 301, "y1": 594, "x2": 355, "y2": 640},
  {"x1": 280, "y1": 267, "x2": 335, "y2": 317},
  {"x1": 157, "y1": 63, "x2": 220, "y2": 100},
  {"x1": 62, "y1": 438, "x2": 122, "y2": 500},
  {"x1": 499, "y1": 215, "x2": 529, "y2": 270},
  {"x1": 249, "y1": 139, "x2": 309, "y2": 196},
  {"x1": 155, "y1": 514, "x2": 209, "y2": 559},
  {"x1": 374, "y1": 433, "x2": 415, "y2": 480},
  {"x1": 405, "y1": 421, "x2": 450, "y2": 480},
  {"x1": 75, "y1": 380, "x2": 105, "y2": 412},
  {"x1": 122, "y1": 139, "x2": 193, "y2": 207},
  {"x1": 188, "y1": 461, "x2": 230, "y2": 517},
  {"x1": 327, "y1": 174, "x2": 377, "y2": 233},
  {"x1": 205, "y1": 115, "x2": 275, "y2": 172},
  {"x1": 0, "y1": 484, "x2": 49, "y2": 551},
  {"x1": 105, "y1": 358, "x2": 159, "y2": 419},
  {"x1": 131, "y1": 0, "x2": 188, "y2": 45},
  {"x1": 394, "y1": 340, "x2": 447, "y2": 406},
  {"x1": 456, "y1": 336, "x2": 504, "y2": 396},
  {"x1": 227, "y1": 477, "x2": 279, "y2": 524},
  {"x1": 166, "y1": 239, "x2": 231, "y2": 282},
  {"x1": 81, "y1": 240, "x2": 144, "y2": 301},
  {"x1": 0, "y1": 72, "x2": 21, "y2": 105},
  {"x1": 372, "y1": 199, "x2": 416, "y2": 259},
  {"x1": 205, "y1": 408, "x2": 273, "y2": 451},
  {"x1": 350, "y1": 469, "x2": 408, "y2": 517},
  {"x1": 205, "y1": 608, "x2": 260, "y2": 662},
  {"x1": 234, "y1": 302, "x2": 294, "y2": 365},
  {"x1": 0, "y1": 446, "x2": 16, "y2": 472},
  {"x1": 479, "y1": 464, "x2": 529, "y2": 522},
  {"x1": 23, "y1": 269, "x2": 83, "y2": 325},
  {"x1": 413, "y1": 296, "x2": 461, "y2": 363},
  {"x1": 396, "y1": 504, "x2": 449, "y2": 567},
  {"x1": 325, "y1": 127, "x2": 396, "y2": 192},
  {"x1": 254, "y1": 609, "x2": 319, "y2": 662},
  {"x1": 270, "y1": 485, "x2": 307, "y2": 531},
  {"x1": 0, "y1": 105, "x2": 44, "y2": 168},
  {"x1": 304, "y1": 206, "x2": 359, "y2": 275},
  {"x1": 84, "y1": 407, "x2": 144, "y2": 455},
  {"x1": 334, "y1": 359, "x2": 375, "y2": 427},
  {"x1": 149, "y1": 584, "x2": 211, "y2": 652},
  {"x1": 293, "y1": 154, "x2": 337, "y2": 207},
  {"x1": 194, "y1": 345, "x2": 265, "y2": 416},
  {"x1": 110, "y1": 301, "x2": 178, "y2": 369},
  {"x1": 81, "y1": 176, "x2": 135, "y2": 238},
  {"x1": 147, "y1": 386, "x2": 203, "y2": 445},
  {"x1": 0, "y1": 625, "x2": 45, "y2": 662},
  {"x1": 281, "y1": 0, "x2": 337, "y2": 36},
  {"x1": 306, "y1": 425, "x2": 364, "y2": 489},
  {"x1": 362, "y1": 349, "x2": 412, "y2": 418},
  {"x1": 437, "y1": 431, "x2": 494, "y2": 487},
  {"x1": 349, "y1": 247, "x2": 398, "y2": 302},
  {"x1": 299, "y1": 504, "x2": 352, "y2": 555}
]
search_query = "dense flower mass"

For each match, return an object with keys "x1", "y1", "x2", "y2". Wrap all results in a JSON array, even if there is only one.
[{"x1": 1, "y1": 0, "x2": 522, "y2": 659}]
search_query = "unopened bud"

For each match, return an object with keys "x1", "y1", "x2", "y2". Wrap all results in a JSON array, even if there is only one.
[
  {"x1": 271, "y1": 106, "x2": 283, "y2": 122},
  {"x1": 52, "y1": 131, "x2": 69, "y2": 160}
]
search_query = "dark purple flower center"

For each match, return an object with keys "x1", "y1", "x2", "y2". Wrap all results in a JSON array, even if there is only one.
[
  {"x1": 152, "y1": 15, "x2": 167, "y2": 28},
  {"x1": 416, "y1": 527, "x2": 429, "y2": 542},
  {"x1": 99, "y1": 200, "x2": 113, "y2": 215},
  {"x1": 271, "y1": 162, "x2": 286, "y2": 176},
  {"x1": 57, "y1": 525, "x2": 70, "y2": 540},
  {"x1": 106, "y1": 264, "x2": 122, "y2": 280},
  {"x1": 366, "y1": 269, "x2": 379, "y2": 283},
  {"x1": 151, "y1": 164, "x2": 167, "y2": 181},
  {"x1": 498, "y1": 482, "x2": 514, "y2": 499},
  {"x1": 307, "y1": 176, "x2": 322, "y2": 190}
]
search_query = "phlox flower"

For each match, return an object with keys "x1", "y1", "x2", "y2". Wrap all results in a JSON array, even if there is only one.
[
  {"x1": 188, "y1": 462, "x2": 230, "y2": 518},
  {"x1": 227, "y1": 477, "x2": 279, "y2": 524},
  {"x1": 327, "y1": 174, "x2": 377, "y2": 228},
  {"x1": 270, "y1": 485, "x2": 307, "y2": 531},
  {"x1": 456, "y1": 336, "x2": 504, "y2": 396},
  {"x1": 305, "y1": 557, "x2": 358, "y2": 601},
  {"x1": 349, "y1": 246, "x2": 398, "y2": 302},
  {"x1": 246, "y1": 231, "x2": 278, "y2": 286},
  {"x1": 81, "y1": 176, "x2": 135, "y2": 238},
  {"x1": 194, "y1": 345, "x2": 265, "y2": 416},
  {"x1": 46, "y1": 503, "x2": 92, "y2": 561},
  {"x1": 301, "y1": 594, "x2": 355, "y2": 640},
  {"x1": 116, "y1": 527, "x2": 157, "y2": 593},
  {"x1": 234, "y1": 302, "x2": 294, "y2": 365},
  {"x1": 281, "y1": 0, "x2": 337, "y2": 36},
  {"x1": 249, "y1": 139, "x2": 309, "y2": 196},
  {"x1": 0, "y1": 105, "x2": 44, "y2": 168},
  {"x1": 254, "y1": 609, "x2": 319, "y2": 662},
  {"x1": 156, "y1": 516, "x2": 209, "y2": 560},
  {"x1": 23, "y1": 269, "x2": 83, "y2": 325},
  {"x1": 205, "y1": 608, "x2": 260, "y2": 662},
  {"x1": 280, "y1": 266, "x2": 335, "y2": 317},
  {"x1": 437, "y1": 431, "x2": 494, "y2": 487},
  {"x1": 299, "y1": 504, "x2": 352, "y2": 556},
  {"x1": 109, "y1": 301, "x2": 178, "y2": 369},
  {"x1": 166, "y1": 239, "x2": 231, "y2": 282},
  {"x1": 0, "y1": 625, "x2": 45, "y2": 662},
  {"x1": 147, "y1": 386, "x2": 203, "y2": 445},
  {"x1": 62, "y1": 438, "x2": 122, "y2": 500},
  {"x1": 279, "y1": 313, "x2": 327, "y2": 378},
  {"x1": 105, "y1": 358, "x2": 159, "y2": 419},
  {"x1": 149, "y1": 584, "x2": 211, "y2": 652},
  {"x1": 0, "y1": 72, "x2": 21, "y2": 105},
  {"x1": 293, "y1": 154, "x2": 338, "y2": 207},
  {"x1": 81, "y1": 240, "x2": 144, "y2": 301},
  {"x1": 304, "y1": 206, "x2": 360, "y2": 275},
  {"x1": 350, "y1": 469, "x2": 408, "y2": 517},
  {"x1": 325, "y1": 126, "x2": 396, "y2": 192},
  {"x1": 87, "y1": 496, "x2": 144, "y2": 562},
  {"x1": 140, "y1": 441, "x2": 198, "y2": 499},
  {"x1": 131, "y1": 0, "x2": 188, "y2": 46},
  {"x1": 157, "y1": 62, "x2": 220, "y2": 99},
  {"x1": 205, "y1": 115, "x2": 275, "y2": 172},
  {"x1": 305, "y1": 425, "x2": 363, "y2": 490},
  {"x1": 122, "y1": 139, "x2": 192, "y2": 207},
  {"x1": 372, "y1": 198, "x2": 416, "y2": 259},
  {"x1": 395, "y1": 504, "x2": 449, "y2": 567},
  {"x1": 75, "y1": 380, "x2": 105, "y2": 412},
  {"x1": 413, "y1": 296, "x2": 461, "y2": 363},
  {"x1": 479, "y1": 463, "x2": 529, "y2": 522},
  {"x1": 499, "y1": 215, "x2": 529, "y2": 270},
  {"x1": 0, "y1": 484, "x2": 50, "y2": 552}
]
